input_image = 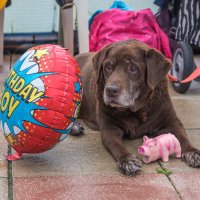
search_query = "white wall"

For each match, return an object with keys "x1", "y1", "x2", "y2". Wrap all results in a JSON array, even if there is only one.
[
  {"x1": 88, "y1": 0, "x2": 158, "y2": 16},
  {"x1": 4, "y1": 0, "x2": 59, "y2": 33},
  {"x1": 4, "y1": 0, "x2": 158, "y2": 33}
]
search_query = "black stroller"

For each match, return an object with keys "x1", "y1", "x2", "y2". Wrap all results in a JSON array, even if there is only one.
[{"x1": 155, "y1": 0, "x2": 200, "y2": 93}]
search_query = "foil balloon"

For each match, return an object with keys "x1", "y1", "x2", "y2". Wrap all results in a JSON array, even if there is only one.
[{"x1": 0, "y1": 44, "x2": 82, "y2": 160}]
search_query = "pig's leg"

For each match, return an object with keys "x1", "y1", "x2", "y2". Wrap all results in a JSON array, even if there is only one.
[
  {"x1": 175, "y1": 152, "x2": 182, "y2": 158},
  {"x1": 162, "y1": 152, "x2": 169, "y2": 162},
  {"x1": 175, "y1": 146, "x2": 182, "y2": 158}
]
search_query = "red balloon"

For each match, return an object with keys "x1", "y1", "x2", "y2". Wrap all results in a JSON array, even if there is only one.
[{"x1": 0, "y1": 44, "x2": 82, "y2": 160}]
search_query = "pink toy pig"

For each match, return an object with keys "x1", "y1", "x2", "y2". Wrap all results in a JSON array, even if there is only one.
[{"x1": 138, "y1": 133, "x2": 181, "y2": 163}]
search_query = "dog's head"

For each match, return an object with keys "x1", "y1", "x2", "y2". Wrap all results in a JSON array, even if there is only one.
[{"x1": 93, "y1": 39, "x2": 171, "y2": 112}]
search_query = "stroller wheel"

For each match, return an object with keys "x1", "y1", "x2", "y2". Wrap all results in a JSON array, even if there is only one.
[{"x1": 171, "y1": 41, "x2": 194, "y2": 93}]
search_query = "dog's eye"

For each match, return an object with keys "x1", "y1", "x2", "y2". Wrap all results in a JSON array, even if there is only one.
[
  {"x1": 124, "y1": 59, "x2": 130, "y2": 64},
  {"x1": 129, "y1": 65, "x2": 138, "y2": 73},
  {"x1": 105, "y1": 63, "x2": 112, "y2": 71}
]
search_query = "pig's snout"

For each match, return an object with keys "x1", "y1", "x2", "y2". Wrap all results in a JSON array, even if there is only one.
[
  {"x1": 138, "y1": 145, "x2": 151, "y2": 163},
  {"x1": 138, "y1": 146, "x2": 145, "y2": 154}
]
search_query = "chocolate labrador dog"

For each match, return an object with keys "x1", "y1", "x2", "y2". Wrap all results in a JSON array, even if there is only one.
[{"x1": 75, "y1": 39, "x2": 200, "y2": 176}]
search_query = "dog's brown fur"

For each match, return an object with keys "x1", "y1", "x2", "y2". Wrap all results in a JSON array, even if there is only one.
[{"x1": 75, "y1": 39, "x2": 200, "y2": 175}]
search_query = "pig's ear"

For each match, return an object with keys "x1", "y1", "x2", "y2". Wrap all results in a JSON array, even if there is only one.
[
  {"x1": 143, "y1": 136, "x2": 148, "y2": 142},
  {"x1": 153, "y1": 138, "x2": 157, "y2": 145}
]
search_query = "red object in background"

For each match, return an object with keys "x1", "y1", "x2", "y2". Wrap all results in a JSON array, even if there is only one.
[
  {"x1": 0, "y1": 44, "x2": 82, "y2": 160},
  {"x1": 90, "y1": 8, "x2": 172, "y2": 60}
]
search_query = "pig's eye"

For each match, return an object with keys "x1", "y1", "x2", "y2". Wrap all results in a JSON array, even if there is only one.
[{"x1": 149, "y1": 146, "x2": 152, "y2": 148}]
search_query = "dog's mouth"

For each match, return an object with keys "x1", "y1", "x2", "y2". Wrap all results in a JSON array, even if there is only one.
[
  {"x1": 104, "y1": 88, "x2": 140, "y2": 112},
  {"x1": 108, "y1": 102, "x2": 128, "y2": 112},
  {"x1": 142, "y1": 155, "x2": 150, "y2": 163}
]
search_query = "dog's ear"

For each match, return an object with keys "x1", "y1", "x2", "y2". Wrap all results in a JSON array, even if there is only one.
[
  {"x1": 92, "y1": 44, "x2": 115, "y2": 83},
  {"x1": 92, "y1": 51, "x2": 105, "y2": 84},
  {"x1": 146, "y1": 49, "x2": 172, "y2": 90}
]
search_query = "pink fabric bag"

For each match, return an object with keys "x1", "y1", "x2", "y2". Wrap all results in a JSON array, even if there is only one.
[{"x1": 89, "y1": 8, "x2": 172, "y2": 59}]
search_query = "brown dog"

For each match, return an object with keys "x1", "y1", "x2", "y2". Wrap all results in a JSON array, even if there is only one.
[{"x1": 75, "y1": 39, "x2": 200, "y2": 176}]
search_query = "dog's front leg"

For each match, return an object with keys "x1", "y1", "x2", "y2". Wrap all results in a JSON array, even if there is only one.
[
  {"x1": 99, "y1": 114, "x2": 142, "y2": 176},
  {"x1": 169, "y1": 122, "x2": 200, "y2": 168}
]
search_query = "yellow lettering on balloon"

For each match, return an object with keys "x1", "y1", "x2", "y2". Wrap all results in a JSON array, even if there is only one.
[
  {"x1": 12, "y1": 78, "x2": 25, "y2": 93},
  {"x1": 19, "y1": 84, "x2": 33, "y2": 100},
  {"x1": 28, "y1": 87, "x2": 44, "y2": 102},
  {"x1": 8, "y1": 96, "x2": 20, "y2": 118},
  {"x1": 6, "y1": 70, "x2": 16, "y2": 84},
  {"x1": 1, "y1": 91, "x2": 10, "y2": 112},
  {"x1": 7, "y1": 135, "x2": 16, "y2": 144},
  {"x1": 9, "y1": 74, "x2": 20, "y2": 89}
]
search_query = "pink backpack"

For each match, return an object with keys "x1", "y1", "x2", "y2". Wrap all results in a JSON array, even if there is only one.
[{"x1": 89, "y1": 8, "x2": 172, "y2": 59}]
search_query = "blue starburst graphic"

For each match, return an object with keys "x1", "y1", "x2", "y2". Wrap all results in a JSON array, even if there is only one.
[
  {"x1": 74, "y1": 82, "x2": 81, "y2": 93},
  {"x1": 0, "y1": 51, "x2": 53, "y2": 139}
]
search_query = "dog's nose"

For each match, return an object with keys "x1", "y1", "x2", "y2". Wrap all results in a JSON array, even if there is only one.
[{"x1": 106, "y1": 85, "x2": 120, "y2": 97}]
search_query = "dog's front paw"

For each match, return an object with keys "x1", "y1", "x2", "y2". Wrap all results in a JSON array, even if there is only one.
[
  {"x1": 118, "y1": 155, "x2": 142, "y2": 176},
  {"x1": 182, "y1": 150, "x2": 200, "y2": 167},
  {"x1": 70, "y1": 121, "x2": 84, "y2": 136}
]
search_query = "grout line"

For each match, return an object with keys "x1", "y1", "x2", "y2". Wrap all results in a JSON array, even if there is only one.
[
  {"x1": 171, "y1": 97, "x2": 200, "y2": 100},
  {"x1": 186, "y1": 128, "x2": 200, "y2": 131},
  {"x1": 166, "y1": 175, "x2": 183, "y2": 200},
  {"x1": 158, "y1": 162, "x2": 183, "y2": 200},
  {"x1": 7, "y1": 146, "x2": 13, "y2": 200},
  {"x1": 7, "y1": 52, "x2": 13, "y2": 200}
]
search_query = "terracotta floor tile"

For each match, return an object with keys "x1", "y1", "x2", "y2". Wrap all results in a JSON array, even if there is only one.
[
  {"x1": 13, "y1": 174, "x2": 180, "y2": 200},
  {"x1": 170, "y1": 173, "x2": 200, "y2": 200}
]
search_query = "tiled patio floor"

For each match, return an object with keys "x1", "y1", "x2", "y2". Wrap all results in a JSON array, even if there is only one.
[{"x1": 0, "y1": 54, "x2": 200, "y2": 200}]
